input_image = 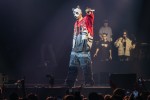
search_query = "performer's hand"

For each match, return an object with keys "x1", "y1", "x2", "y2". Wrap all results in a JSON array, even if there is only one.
[
  {"x1": 119, "y1": 37, "x2": 123, "y2": 41},
  {"x1": 85, "y1": 7, "x2": 95, "y2": 15},
  {"x1": 109, "y1": 56, "x2": 112, "y2": 60},
  {"x1": 94, "y1": 53, "x2": 97, "y2": 57},
  {"x1": 104, "y1": 44, "x2": 108, "y2": 47},
  {"x1": 110, "y1": 38, "x2": 113, "y2": 42},
  {"x1": 118, "y1": 37, "x2": 123, "y2": 43},
  {"x1": 132, "y1": 44, "x2": 136, "y2": 49}
]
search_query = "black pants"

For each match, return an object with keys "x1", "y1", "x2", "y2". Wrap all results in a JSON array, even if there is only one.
[{"x1": 119, "y1": 55, "x2": 130, "y2": 61}]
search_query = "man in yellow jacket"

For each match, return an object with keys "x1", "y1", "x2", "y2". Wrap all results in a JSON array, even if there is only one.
[{"x1": 114, "y1": 31, "x2": 135, "y2": 61}]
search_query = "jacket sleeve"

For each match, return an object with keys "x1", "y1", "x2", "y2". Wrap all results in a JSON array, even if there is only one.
[{"x1": 114, "y1": 38, "x2": 122, "y2": 47}]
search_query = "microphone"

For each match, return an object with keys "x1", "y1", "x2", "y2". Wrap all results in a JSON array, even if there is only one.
[
  {"x1": 90, "y1": 9, "x2": 95, "y2": 12},
  {"x1": 85, "y1": 8, "x2": 95, "y2": 13}
]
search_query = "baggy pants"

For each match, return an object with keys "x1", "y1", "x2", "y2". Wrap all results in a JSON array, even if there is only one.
[{"x1": 65, "y1": 51, "x2": 94, "y2": 87}]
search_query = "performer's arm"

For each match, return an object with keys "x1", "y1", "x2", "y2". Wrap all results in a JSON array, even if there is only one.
[
  {"x1": 99, "y1": 28, "x2": 103, "y2": 40},
  {"x1": 109, "y1": 49, "x2": 112, "y2": 60},
  {"x1": 94, "y1": 48, "x2": 99, "y2": 57},
  {"x1": 85, "y1": 8, "x2": 94, "y2": 18},
  {"x1": 110, "y1": 28, "x2": 113, "y2": 41},
  {"x1": 130, "y1": 40, "x2": 136, "y2": 49},
  {"x1": 114, "y1": 37, "x2": 122, "y2": 47},
  {"x1": 72, "y1": 23, "x2": 77, "y2": 49},
  {"x1": 72, "y1": 34, "x2": 76, "y2": 49},
  {"x1": 80, "y1": 7, "x2": 95, "y2": 52},
  {"x1": 82, "y1": 30, "x2": 90, "y2": 51},
  {"x1": 109, "y1": 42, "x2": 112, "y2": 60},
  {"x1": 85, "y1": 7, "x2": 94, "y2": 37}
]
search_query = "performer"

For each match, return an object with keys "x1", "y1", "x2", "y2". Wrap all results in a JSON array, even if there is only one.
[
  {"x1": 99, "y1": 20, "x2": 113, "y2": 42},
  {"x1": 64, "y1": 6, "x2": 95, "y2": 87},
  {"x1": 94, "y1": 33, "x2": 112, "y2": 61},
  {"x1": 114, "y1": 31, "x2": 136, "y2": 61}
]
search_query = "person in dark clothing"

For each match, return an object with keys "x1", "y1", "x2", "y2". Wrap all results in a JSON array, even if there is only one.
[{"x1": 94, "y1": 33, "x2": 112, "y2": 61}]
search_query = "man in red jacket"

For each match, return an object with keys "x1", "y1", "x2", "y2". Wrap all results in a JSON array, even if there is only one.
[{"x1": 65, "y1": 6, "x2": 95, "y2": 87}]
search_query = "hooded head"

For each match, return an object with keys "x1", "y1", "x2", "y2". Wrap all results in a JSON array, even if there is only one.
[
  {"x1": 104, "y1": 20, "x2": 109, "y2": 27},
  {"x1": 72, "y1": 6, "x2": 82, "y2": 19}
]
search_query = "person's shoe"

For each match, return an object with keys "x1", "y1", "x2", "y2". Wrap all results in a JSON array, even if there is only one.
[
  {"x1": 63, "y1": 82, "x2": 74, "y2": 88},
  {"x1": 84, "y1": 81, "x2": 94, "y2": 87}
]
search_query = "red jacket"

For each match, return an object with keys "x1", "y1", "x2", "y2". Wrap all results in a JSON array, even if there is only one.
[{"x1": 74, "y1": 12, "x2": 94, "y2": 37}]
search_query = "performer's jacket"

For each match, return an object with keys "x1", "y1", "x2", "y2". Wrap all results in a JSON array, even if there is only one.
[
  {"x1": 114, "y1": 37, "x2": 135, "y2": 56},
  {"x1": 72, "y1": 12, "x2": 94, "y2": 52}
]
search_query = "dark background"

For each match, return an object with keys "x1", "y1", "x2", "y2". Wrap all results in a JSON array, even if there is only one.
[{"x1": 0, "y1": 0, "x2": 150, "y2": 84}]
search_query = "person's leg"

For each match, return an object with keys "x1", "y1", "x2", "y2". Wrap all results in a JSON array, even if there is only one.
[
  {"x1": 119, "y1": 55, "x2": 123, "y2": 61},
  {"x1": 125, "y1": 56, "x2": 129, "y2": 61},
  {"x1": 80, "y1": 56, "x2": 94, "y2": 86},
  {"x1": 65, "y1": 54, "x2": 79, "y2": 87}
]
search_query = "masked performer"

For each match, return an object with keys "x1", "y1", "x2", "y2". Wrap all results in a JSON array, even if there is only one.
[{"x1": 65, "y1": 6, "x2": 95, "y2": 87}]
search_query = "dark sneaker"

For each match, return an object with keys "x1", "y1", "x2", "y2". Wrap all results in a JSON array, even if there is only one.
[
  {"x1": 84, "y1": 81, "x2": 94, "y2": 87},
  {"x1": 63, "y1": 82, "x2": 74, "y2": 88}
]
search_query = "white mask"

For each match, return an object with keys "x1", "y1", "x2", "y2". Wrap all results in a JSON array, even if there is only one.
[{"x1": 72, "y1": 7, "x2": 82, "y2": 19}]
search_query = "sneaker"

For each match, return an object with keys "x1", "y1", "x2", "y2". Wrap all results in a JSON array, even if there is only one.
[{"x1": 84, "y1": 81, "x2": 94, "y2": 87}]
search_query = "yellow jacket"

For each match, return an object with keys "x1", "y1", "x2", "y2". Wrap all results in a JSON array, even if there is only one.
[{"x1": 114, "y1": 37, "x2": 135, "y2": 56}]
